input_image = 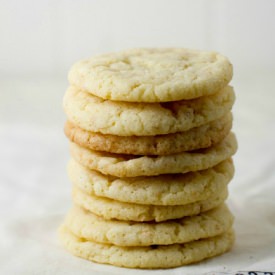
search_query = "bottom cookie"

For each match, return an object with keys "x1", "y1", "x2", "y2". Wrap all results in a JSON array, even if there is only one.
[{"x1": 59, "y1": 226, "x2": 234, "y2": 269}]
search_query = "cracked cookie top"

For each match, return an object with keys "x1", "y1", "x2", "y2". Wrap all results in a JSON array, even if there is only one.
[{"x1": 68, "y1": 48, "x2": 233, "y2": 102}]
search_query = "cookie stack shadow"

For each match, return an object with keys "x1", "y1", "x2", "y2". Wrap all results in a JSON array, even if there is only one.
[{"x1": 59, "y1": 48, "x2": 238, "y2": 269}]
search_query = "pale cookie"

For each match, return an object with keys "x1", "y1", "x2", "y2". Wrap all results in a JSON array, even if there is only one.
[
  {"x1": 68, "y1": 48, "x2": 233, "y2": 102},
  {"x1": 70, "y1": 132, "x2": 237, "y2": 177},
  {"x1": 65, "y1": 204, "x2": 233, "y2": 246},
  {"x1": 68, "y1": 158, "x2": 234, "y2": 206},
  {"x1": 65, "y1": 113, "x2": 232, "y2": 155},
  {"x1": 63, "y1": 85, "x2": 235, "y2": 136},
  {"x1": 72, "y1": 186, "x2": 228, "y2": 222},
  {"x1": 59, "y1": 226, "x2": 234, "y2": 269}
]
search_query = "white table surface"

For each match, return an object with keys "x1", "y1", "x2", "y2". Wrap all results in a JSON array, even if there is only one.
[{"x1": 0, "y1": 72, "x2": 275, "y2": 275}]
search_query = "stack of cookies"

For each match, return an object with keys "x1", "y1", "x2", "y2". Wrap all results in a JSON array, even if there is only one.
[{"x1": 59, "y1": 48, "x2": 237, "y2": 269}]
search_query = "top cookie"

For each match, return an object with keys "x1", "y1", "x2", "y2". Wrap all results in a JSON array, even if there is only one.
[{"x1": 68, "y1": 48, "x2": 233, "y2": 102}]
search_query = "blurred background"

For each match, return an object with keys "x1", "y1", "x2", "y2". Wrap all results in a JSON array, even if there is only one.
[{"x1": 0, "y1": 0, "x2": 275, "y2": 274}]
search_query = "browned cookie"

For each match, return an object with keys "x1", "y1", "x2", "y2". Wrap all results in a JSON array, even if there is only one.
[
  {"x1": 69, "y1": 132, "x2": 237, "y2": 177},
  {"x1": 65, "y1": 113, "x2": 232, "y2": 155}
]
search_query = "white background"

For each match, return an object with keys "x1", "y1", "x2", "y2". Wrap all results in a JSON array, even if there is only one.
[
  {"x1": 0, "y1": 1, "x2": 275, "y2": 274},
  {"x1": 1, "y1": 0, "x2": 275, "y2": 77}
]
